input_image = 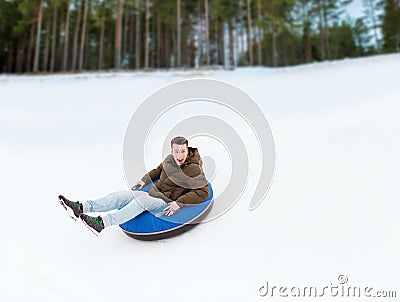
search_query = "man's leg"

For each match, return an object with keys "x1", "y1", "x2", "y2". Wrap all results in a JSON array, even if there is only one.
[
  {"x1": 83, "y1": 190, "x2": 134, "y2": 213},
  {"x1": 104, "y1": 191, "x2": 167, "y2": 226}
]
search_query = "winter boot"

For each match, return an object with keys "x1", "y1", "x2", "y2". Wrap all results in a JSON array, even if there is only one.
[
  {"x1": 80, "y1": 214, "x2": 105, "y2": 235},
  {"x1": 59, "y1": 195, "x2": 83, "y2": 220}
]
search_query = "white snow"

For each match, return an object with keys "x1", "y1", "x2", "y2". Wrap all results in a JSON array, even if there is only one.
[{"x1": 1, "y1": 54, "x2": 400, "y2": 302}]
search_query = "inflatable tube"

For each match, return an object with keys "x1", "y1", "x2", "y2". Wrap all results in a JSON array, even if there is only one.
[{"x1": 119, "y1": 181, "x2": 214, "y2": 240}]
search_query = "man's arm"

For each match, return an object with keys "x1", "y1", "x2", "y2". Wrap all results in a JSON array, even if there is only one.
[
  {"x1": 141, "y1": 163, "x2": 163, "y2": 185},
  {"x1": 175, "y1": 165, "x2": 210, "y2": 206},
  {"x1": 176, "y1": 184, "x2": 210, "y2": 206}
]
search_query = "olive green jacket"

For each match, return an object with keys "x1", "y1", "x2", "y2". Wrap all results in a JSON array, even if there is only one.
[{"x1": 141, "y1": 147, "x2": 210, "y2": 207}]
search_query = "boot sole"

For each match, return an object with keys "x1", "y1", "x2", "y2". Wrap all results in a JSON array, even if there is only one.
[{"x1": 80, "y1": 217, "x2": 101, "y2": 237}]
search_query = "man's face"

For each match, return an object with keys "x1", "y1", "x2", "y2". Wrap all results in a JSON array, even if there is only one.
[{"x1": 171, "y1": 143, "x2": 188, "y2": 166}]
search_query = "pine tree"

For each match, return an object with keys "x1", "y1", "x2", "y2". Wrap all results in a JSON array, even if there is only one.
[
  {"x1": 0, "y1": 0, "x2": 393, "y2": 73},
  {"x1": 362, "y1": 0, "x2": 381, "y2": 51},
  {"x1": 381, "y1": 0, "x2": 400, "y2": 52},
  {"x1": 353, "y1": 17, "x2": 371, "y2": 55},
  {"x1": 115, "y1": 0, "x2": 122, "y2": 69},
  {"x1": 33, "y1": 0, "x2": 44, "y2": 72}
]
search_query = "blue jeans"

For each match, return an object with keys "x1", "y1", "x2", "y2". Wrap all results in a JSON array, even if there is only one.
[{"x1": 84, "y1": 190, "x2": 168, "y2": 226}]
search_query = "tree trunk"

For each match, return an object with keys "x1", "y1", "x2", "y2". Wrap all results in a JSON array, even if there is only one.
[
  {"x1": 115, "y1": 0, "x2": 122, "y2": 69},
  {"x1": 172, "y1": 10, "x2": 176, "y2": 67},
  {"x1": 144, "y1": 0, "x2": 150, "y2": 68},
  {"x1": 7, "y1": 40, "x2": 13, "y2": 73},
  {"x1": 246, "y1": 0, "x2": 253, "y2": 65},
  {"x1": 302, "y1": 1, "x2": 311, "y2": 63},
  {"x1": 188, "y1": 35, "x2": 195, "y2": 67},
  {"x1": 271, "y1": 19, "x2": 278, "y2": 66},
  {"x1": 123, "y1": 1, "x2": 129, "y2": 64},
  {"x1": 165, "y1": 26, "x2": 169, "y2": 67},
  {"x1": 157, "y1": 8, "x2": 161, "y2": 68},
  {"x1": 177, "y1": 0, "x2": 181, "y2": 67},
  {"x1": 305, "y1": 21, "x2": 312, "y2": 63},
  {"x1": 214, "y1": 10, "x2": 218, "y2": 65},
  {"x1": 135, "y1": 0, "x2": 141, "y2": 69},
  {"x1": 27, "y1": 23, "x2": 36, "y2": 72},
  {"x1": 107, "y1": 26, "x2": 113, "y2": 69},
  {"x1": 239, "y1": 0, "x2": 245, "y2": 63},
  {"x1": 84, "y1": 7, "x2": 90, "y2": 70},
  {"x1": 56, "y1": 7, "x2": 65, "y2": 71},
  {"x1": 72, "y1": 0, "x2": 82, "y2": 70},
  {"x1": 16, "y1": 36, "x2": 26, "y2": 73},
  {"x1": 256, "y1": 0, "x2": 262, "y2": 65},
  {"x1": 205, "y1": 0, "x2": 210, "y2": 66},
  {"x1": 228, "y1": 18, "x2": 234, "y2": 67},
  {"x1": 129, "y1": 3, "x2": 134, "y2": 68},
  {"x1": 283, "y1": 36, "x2": 289, "y2": 66},
  {"x1": 43, "y1": 13, "x2": 50, "y2": 71},
  {"x1": 233, "y1": 15, "x2": 239, "y2": 66},
  {"x1": 183, "y1": 13, "x2": 188, "y2": 67},
  {"x1": 197, "y1": 1, "x2": 202, "y2": 67},
  {"x1": 78, "y1": 0, "x2": 89, "y2": 70},
  {"x1": 218, "y1": 19, "x2": 224, "y2": 65},
  {"x1": 318, "y1": 21, "x2": 325, "y2": 60},
  {"x1": 316, "y1": 0, "x2": 325, "y2": 60},
  {"x1": 322, "y1": 1, "x2": 331, "y2": 59},
  {"x1": 16, "y1": 40, "x2": 23, "y2": 73},
  {"x1": 33, "y1": 0, "x2": 44, "y2": 72},
  {"x1": 151, "y1": 8, "x2": 156, "y2": 68},
  {"x1": 98, "y1": 4, "x2": 106, "y2": 70},
  {"x1": 50, "y1": 5, "x2": 58, "y2": 72},
  {"x1": 62, "y1": 0, "x2": 71, "y2": 71}
]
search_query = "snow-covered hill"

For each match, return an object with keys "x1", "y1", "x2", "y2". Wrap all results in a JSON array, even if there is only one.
[{"x1": 1, "y1": 54, "x2": 399, "y2": 301}]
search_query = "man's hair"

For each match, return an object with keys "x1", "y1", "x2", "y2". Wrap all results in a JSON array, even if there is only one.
[{"x1": 171, "y1": 136, "x2": 188, "y2": 148}]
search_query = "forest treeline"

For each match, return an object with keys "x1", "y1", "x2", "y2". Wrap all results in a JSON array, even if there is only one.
[{"x1": 0, "y1": 0, "x2": 399, "y2": 73}]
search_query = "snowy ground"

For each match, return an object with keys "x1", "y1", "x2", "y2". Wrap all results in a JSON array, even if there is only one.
[{"x1": 1, "y1": 54, "x2": 400, "y2": 302}]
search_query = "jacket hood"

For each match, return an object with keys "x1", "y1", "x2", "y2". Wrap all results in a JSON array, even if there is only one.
[{"x1": 185, "y1": 147, "x2": 202, "y2": 166}]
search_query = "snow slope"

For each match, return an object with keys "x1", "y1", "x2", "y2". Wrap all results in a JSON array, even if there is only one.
[{"x1": 1, "y1": 54, "x2": 400, "y2": 302}]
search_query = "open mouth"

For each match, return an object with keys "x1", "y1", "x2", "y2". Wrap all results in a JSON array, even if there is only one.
[{"x1": 178, "y1": 159, "x2": 184, "y2": 164}]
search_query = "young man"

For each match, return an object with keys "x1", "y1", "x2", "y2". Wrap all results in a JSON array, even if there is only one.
[{"x1": 59, "y1": 136, "x2": 210, "y2": 235}]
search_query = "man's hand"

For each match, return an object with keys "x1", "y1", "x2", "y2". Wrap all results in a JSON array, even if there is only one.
[
  {"x1": 132, "y1": 180, "x2": 145, "y2": 190},
  {"x1": 164, "y1": 201, "x2": 180, "y2": 216}
]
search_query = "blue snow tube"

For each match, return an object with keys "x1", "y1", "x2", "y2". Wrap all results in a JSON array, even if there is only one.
[{"x1": 119, "y1": 180, "x2": 214, "y2": 240}]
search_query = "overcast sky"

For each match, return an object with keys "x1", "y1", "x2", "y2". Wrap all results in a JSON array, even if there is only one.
[{"x1": 347, "y1": 0, "x2": 364, "y2": 19}]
